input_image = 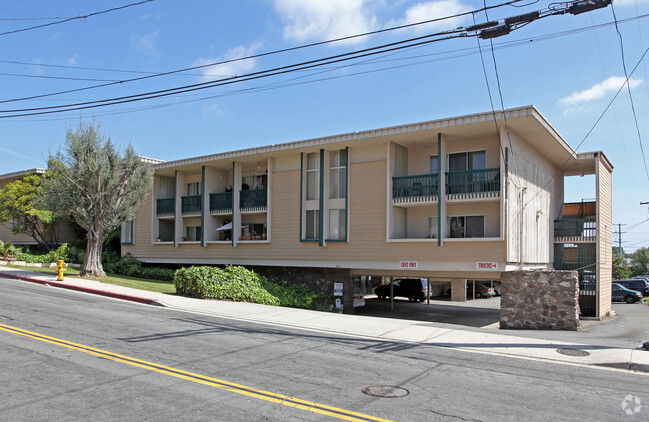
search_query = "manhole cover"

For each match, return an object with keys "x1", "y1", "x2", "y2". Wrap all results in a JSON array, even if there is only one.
[
  {"x1": 362, "y1": 386, "x2": 409, "y2": 398},
  {"x1": 556, "y1": 348, "x2": 590, "y2": 357}
]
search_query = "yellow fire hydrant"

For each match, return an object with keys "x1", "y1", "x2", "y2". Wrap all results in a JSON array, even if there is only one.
[{"x1": 56, "y1": 259, "x2": 67, "y2": 281}]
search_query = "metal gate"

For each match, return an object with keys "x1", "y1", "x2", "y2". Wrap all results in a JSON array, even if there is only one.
[{"x1": 578, "y1": 274, "x2": 597, "y2": 317}]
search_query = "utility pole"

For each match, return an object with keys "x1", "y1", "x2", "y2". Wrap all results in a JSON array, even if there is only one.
[{"x1": 613, "y1": 223, "x2": 627, "y2": 259}]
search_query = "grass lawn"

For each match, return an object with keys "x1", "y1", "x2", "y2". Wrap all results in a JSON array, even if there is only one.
[{"x1": 4, "y1": 265, "x2": 176, "y2": 294}]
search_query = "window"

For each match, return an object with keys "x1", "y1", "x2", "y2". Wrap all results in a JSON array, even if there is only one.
[
  {"x1": 242, "y1": 174, "x2": 267, "y2": 190},
  {"x1": 12, "y1": 217, "x2": 26, "y2": 231},
  {"x1": 430, "y1": 155, "x2": 439, "y2": 173},
  {"x1": 158, "y1": 220, "x2": 174, "y2": 242},
  {"x1": 428, "y1": 216, "x2": 438, "y2": 239},
  {"x1": 448, "y1": 216, "x2": 484, "y2": 238},
  {"x1": 448, "y1": 150, "x2": 486, "y2": 171},
  {"x1": 159, "y1": 176, "x2": 175, "y2": 198},
  {"x1": 306, "y1": 152, "x2": 320, "y2": 200},
  {"x1": 121, "y1": 219, "x2": 134, "y2": 244},
  {"x1": 243, "y1": 223, "x2": 266, "y2": 238},
  {"x1": 187, "y1": 182, "x2": 200, "y2": 196},
  {"x1": 305, "y1": 210, "x2": 319, "y2": 240},
  {"x1": 329, "y1": 149, "x2": 347, "y2": 199},
  {"x1": 328, "y1": 209, "x2": 346, "y2": 240},
  {"x1": 185, "y1": 226, "x2": 201, "y2": 241}
]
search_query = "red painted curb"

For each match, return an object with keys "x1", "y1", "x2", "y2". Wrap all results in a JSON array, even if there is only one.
[{"x1": 0, "y1": 272, "x2": 160, "y2": 306}]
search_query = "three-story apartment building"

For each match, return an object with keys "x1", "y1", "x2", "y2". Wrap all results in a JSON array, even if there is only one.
[{"x1": 123, "y1": 106, "x2": 613, "y2": 317}]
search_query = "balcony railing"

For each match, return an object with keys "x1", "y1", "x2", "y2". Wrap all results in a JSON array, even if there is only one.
[
  {"x1": 392, "y1": 168, "x2": 500, "y2": 203},
  {"x1": 554, "y1": 217, "x2": 596, "y2": 242},
  {"x1": 181, "y1": 195, "x2": 202, "y2": 216},
  {"x1": 209, "y1": 192, "x2": 233, "y2": 214},
  {"x1": 392, "y1": 174, "x2": 439, "y2": 204},
  {"x1": 240, "y1": 188, "x2": 267, "y2": 212},
  {"x1": 445, "y1": 168, "x2": 500, "y2": 199},
  {"x1": 156, "y1": 198, "x2": 175, "y2": 217}
]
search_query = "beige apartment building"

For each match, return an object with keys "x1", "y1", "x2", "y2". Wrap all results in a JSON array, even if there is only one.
[
  {"x1": 122, "y1": 106, "x2": 613, "y2": 317},
  {"x1": 0, "y1": 168, "x2": 77, "y2": 247}
]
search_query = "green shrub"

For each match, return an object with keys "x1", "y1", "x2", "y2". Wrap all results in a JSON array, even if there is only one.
[
  {"x1": 101, "y1": 252, "x2": 174, "y2": 281},
  {"x1": 174, "y1": 265, "x2": 333, "y2": 310},
  {"x1": 139, "y1": 266, "x2": 175, "y2": 281},
  {"x1": 17, "y1": 243, "x2": 69, "y2": 263}
]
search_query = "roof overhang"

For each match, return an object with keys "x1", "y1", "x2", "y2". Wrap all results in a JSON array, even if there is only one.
[{"x1": 153, "y1": 105, "x2": 612, "y2": 176}]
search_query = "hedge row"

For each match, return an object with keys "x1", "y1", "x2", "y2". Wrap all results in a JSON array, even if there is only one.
[
  {"x1": 174, "y1": 265, "x2": 332, "y2": 310},
  {"x1": 17, "y1": 244, "x2": 69, "y2": 264}
]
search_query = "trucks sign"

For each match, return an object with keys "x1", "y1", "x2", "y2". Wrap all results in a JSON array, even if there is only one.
[{"x1": 476, "y1": 262, "x2": 498, "y2": 270}]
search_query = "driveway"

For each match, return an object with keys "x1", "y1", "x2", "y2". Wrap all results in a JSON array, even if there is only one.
[
  {"x1": 355, "y1": 296, "x2": 649, "y2": 349},
  {"x1": 354, "y1": 296, "x2": 501, "y2": 328}
]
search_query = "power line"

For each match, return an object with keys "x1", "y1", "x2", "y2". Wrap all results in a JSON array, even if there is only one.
[
  {"x1": 525, "y1": 41, "x2": 649, "y2": 209},
  {"x1": 0, "y1": 0, "x2": 526, "y2": 105},
  {"x1": 611, "y1": 3, "x2": 649, "y2": 184},
  {"x1": 0, "y1": 0, "x2": 156, "y2": 37},
  {"x1": 0, "y1": 0, "x2": 607, "y2": 119},
  {"x1": 0, "y1": 31, "x2": 474, "y2": 117}
]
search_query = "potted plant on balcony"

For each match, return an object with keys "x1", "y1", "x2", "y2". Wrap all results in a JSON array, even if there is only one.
[{"x1": 261, "y1": 233, "x2": 267, "y2": 241}]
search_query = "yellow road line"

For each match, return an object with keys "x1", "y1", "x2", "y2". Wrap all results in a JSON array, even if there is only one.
[{"x1": 0, "y1": 323, "x2": 392, "y2": 422}]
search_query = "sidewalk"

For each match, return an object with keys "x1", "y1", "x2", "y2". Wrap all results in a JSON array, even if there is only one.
[{"x1": 2, "y1": 267, "x2": 649, "y2": 374}]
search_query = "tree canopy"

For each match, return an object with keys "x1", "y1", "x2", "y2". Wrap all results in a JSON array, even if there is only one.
[
  {"x1": 630, "y1": 248, "x2": 649, "y2": 277},
  {"x1": 42, "y1": 121, "x2": 153, "y2": 277},
  {"x1": 0, "y1": 172, "x2": 59, "y2": 250}
]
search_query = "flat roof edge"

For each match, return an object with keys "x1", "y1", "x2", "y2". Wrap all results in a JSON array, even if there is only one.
[
  {"x1": 155, "y1": 106, "x2": 540, "y2": 169},
  {"x1": 0, "y1": 168, "x2": 45, "y2": 181}
]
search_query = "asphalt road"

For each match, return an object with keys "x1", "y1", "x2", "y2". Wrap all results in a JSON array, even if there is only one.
[{"x1": 1, "y1": 277, "x2": 648, "y2": 421}]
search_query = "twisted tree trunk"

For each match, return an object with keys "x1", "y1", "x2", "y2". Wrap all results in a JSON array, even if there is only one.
[{"x1": 81, "y1": 228, "x2": 105, "y2": 278}]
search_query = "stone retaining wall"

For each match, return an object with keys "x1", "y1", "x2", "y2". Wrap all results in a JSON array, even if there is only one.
[{"x1": 500, "y1": 269, "x2": 580, "y2": 330}]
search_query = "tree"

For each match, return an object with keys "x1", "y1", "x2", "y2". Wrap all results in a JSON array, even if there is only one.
[
  {"x1": 42, "y1": 121, "x2": 153, "y2": 277},
  {"x1": 0, "y1": 240, "x2": 21, "y2": 260},
  {"x1": 630, "y1": 247, "x2": 649, "y2": 277},
  {"x1": 612, "y1": 256, "x2": 631, "y2": 280},
  {"x1": 0, "y1": 172, "x2": 59, "y2": 250}
]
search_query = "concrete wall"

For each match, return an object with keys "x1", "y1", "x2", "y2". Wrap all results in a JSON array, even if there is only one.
[{"x1": 500, "y1": 269, "x2": 579, "y2": 330}]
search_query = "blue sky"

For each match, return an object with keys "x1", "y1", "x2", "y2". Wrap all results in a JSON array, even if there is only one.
[{"x1": 1, "y1": 0, "x2": 648, "y2": 251}]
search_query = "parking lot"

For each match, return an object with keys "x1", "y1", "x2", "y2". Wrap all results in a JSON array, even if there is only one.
[{"x1": 354, "y1": 295, "x2": 649, "y2": 349}]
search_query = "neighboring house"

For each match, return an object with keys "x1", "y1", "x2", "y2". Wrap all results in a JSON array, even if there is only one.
[
  {"x1": 122, "y1": 106, "x2": 613, "y2": 317},
  {"x1": 0, "y1": 168, "x2": 77, "y2": 247}
]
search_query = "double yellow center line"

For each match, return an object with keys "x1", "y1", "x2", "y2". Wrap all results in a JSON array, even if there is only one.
[{"x1": 0, "y1": 323, "x2": 392, "y2": 422}]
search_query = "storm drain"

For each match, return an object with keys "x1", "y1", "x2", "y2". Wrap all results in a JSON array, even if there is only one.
[
  {"x1": 556, "y1": 348, "x2": 590, "y2": 357},
  {"x1": 362, "y1": 386, "x2": 409, "y2": 398}
]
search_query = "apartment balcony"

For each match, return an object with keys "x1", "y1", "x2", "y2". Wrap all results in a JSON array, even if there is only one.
[
  {"x1": 554, "y1": 217, "x2": 596, "y2": 243},
  {"x1": 445, "y1": 168, "x2": 500, "y2": 200},
  {"x1": 156, "y1": 198, "x2": 175, "y2": 218},
  {"x1": 393, "y1": 174, "x2": 439, "y2": 205},
  {"x1": 392, "y1": 168, "x2": 500, "y2": 205},
  {"x1": 240, "y1": 188, "x2": 267, "y2": 212},
  {"x1": 209, "y1": 192, "x2": 233, "y2": 214},
  {"x1": 181, "y1": 195, "x2": 202, "y2": 217}
]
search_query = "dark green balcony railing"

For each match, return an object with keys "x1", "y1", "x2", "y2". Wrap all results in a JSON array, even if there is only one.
[
  {"x1": 554, "y1": 217, "x2": 596, "y2": 241},
  {"x1": 240, "y1": 188, "x2": 267, "y2": 212},
  {"x1": 392, "y1": 174, "x2": 439, "y2": 203},
  {"x1": 445, "y1": 168, "x2": 500, "y2": 199},
  {"x1": 156, "y1": 198, "x2": 175, "y2": 217},
  {"x1": 209, "y1": 192, "x2": 233, "y2": 214},
  {"x1": 181, "y1": 195, "x2": 202, "y2": 216}
]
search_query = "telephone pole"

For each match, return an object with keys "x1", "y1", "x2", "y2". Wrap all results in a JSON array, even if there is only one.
[{"x1": 613, "y1": 223, "x2": 626, "y2": 259}]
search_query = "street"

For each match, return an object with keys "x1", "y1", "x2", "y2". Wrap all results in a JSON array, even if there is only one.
[{"x1": 1, "y1": 277, "x2": 648, "y2": 421}]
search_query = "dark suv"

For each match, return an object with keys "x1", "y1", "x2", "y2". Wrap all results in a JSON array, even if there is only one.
[
  {"x1": 375, "y1": 278, "x2": 426, "y2": 302},
  {"x1": 614, "y1": 279, "x2": 649, "y2": 296}
]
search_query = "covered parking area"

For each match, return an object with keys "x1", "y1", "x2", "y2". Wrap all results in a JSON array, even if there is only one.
[{"x1": 351, "y1": 272, "x2": 504, "y2": 327}]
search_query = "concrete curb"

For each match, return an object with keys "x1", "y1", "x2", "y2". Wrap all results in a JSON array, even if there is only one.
[
  {"x1": 0, "y1": 271, "x2": 162, "y2": 306},
  {"x1": 2, "y1": 269, "x2": 648, "y2": 375}
]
